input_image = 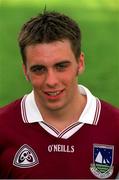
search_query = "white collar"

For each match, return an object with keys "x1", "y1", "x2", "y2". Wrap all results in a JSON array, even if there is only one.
[{"x1": 21, "y1": 85, "x2": 101, "y2": 125}]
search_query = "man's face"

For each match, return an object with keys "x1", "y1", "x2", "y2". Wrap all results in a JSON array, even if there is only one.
[{"x1": 23, "y1": 39, "x2": 84, "y2": 112}]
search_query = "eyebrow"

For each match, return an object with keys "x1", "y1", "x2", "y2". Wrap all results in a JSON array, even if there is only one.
[
  {"x1": 55, "y1": 60, "x2": 71, "y2": 66},
  {"x1": 30, "y1": 64, "x2": 45, "y2": 71}
]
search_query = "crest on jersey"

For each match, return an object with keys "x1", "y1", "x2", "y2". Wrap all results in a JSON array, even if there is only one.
[
  {"x1": 13, "y1": 144, "x2": 39, "y2": 168},
  {"x1": 90, "y1": 144, "x2": 114, "y2": 178}
]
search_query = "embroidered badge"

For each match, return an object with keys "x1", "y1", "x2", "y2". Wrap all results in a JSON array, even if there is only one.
[
  {"x1": 90, "y1": 144, "x2": 114, "y2": 178},
  {"x1": 13, "y1": 144, "x2": 39, "y2": 168}
]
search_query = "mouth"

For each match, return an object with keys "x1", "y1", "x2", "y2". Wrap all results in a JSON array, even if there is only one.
[{"x1": 44, "y1": 89, "x2": 64, "y2": 99}]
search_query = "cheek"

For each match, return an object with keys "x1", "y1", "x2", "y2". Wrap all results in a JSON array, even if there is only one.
[
  {"x1": 29, "y1": 75, "x2": 45, "y2": 88},
  {"x1": 63, "y1": 71, "x2": 77, "y2": 83},
  {"x1": 61, "y1": 74, "x2": 77, "y2": 92}
]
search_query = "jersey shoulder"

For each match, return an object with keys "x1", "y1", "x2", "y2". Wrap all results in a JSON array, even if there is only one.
[
  {"x1": 0, "y1": 99, "x2": 22, "y2": 125},
  {"x1": 100, "y1": 99, "x2": 119, "y2": 115},
  {"x1": 99, "y1": 99, "x2": 119, "y2": 127}
]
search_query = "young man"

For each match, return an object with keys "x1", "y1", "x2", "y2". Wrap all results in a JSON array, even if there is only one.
[{"x1": 0, "y1": 11, "x2": 119, "y2": 179}]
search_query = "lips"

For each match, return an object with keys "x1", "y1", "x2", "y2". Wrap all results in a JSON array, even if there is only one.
[{"x1": 44, "y1": 89, "x2": 64, "y2": 98}]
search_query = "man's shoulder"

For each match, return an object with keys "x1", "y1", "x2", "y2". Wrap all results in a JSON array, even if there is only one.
[
  {"x1": 100, "y1": 99, "x2": 119, "y2": 114},
  {"x1": 0, "y1": 98, "x2": 22, "y2": 118},
  {"x1": 99, "y1": 99, "x2": 119, "y2": 123}
]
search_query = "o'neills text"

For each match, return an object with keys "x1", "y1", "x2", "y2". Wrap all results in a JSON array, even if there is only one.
[{"x1": 48, "y1": 144, "x2": 75, "y2": 153}]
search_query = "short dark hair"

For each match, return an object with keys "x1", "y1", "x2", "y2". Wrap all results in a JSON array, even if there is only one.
[{"x1": 18, "y1": 11, "x2": 82, "y2": 64}]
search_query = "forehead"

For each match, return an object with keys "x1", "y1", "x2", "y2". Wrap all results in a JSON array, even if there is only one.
[{"x1": 25, "y1": 40, "x2": 76, "y2": 66}]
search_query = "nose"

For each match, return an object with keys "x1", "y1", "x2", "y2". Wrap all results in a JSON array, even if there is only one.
[{"x1": 45, "y1": 69, "x2": 58, "y2": 87}]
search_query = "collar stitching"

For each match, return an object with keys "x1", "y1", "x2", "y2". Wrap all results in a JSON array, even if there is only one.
[
  {"x1": 93, "y1": 98, "x2": 101, "y2": 125},
  {"x1": 21, "y1": 96, "x2": 29, "y2": 123}
]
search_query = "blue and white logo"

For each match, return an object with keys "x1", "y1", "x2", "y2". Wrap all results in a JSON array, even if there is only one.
[{"x1": 90, "y1": 144, "x2": 114, "y2": 178}]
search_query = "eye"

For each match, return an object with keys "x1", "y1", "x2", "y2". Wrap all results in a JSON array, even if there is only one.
[
  {"x1": 55, "y1": 62, "x2": 70, "y2": 71},
  {"x1": 30, "y1": 65, "x2": 46, "y2": 75}
]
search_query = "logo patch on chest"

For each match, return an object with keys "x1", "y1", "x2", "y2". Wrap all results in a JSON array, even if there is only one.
[
  {"x1": 13, "y1": 144, "x2": 39, "y2": 168},
  {"x1": 90, "y1": 144, "x2": 114, "y2": 178}
]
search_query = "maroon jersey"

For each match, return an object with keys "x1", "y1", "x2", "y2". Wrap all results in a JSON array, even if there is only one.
[{"x1": 0, "y1": 85, "x2": 119, "y2": 179}]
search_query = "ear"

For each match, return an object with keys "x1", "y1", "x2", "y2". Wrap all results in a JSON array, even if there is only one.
[
  {"x1": 22, "y1": 64, "x2": 30, "y2": 81},
  {"x1": 77, "y1": 52, "x2": 85, "y2": 75}
]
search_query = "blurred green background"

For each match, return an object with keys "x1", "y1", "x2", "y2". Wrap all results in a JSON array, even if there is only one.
[{"x1": 0, "y1": 0, "x2": 119, "y2": 107}]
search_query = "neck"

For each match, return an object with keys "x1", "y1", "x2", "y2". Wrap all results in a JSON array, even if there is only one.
[{"x1": 35, "y1": 90, "x2": 87, "y2": 132}]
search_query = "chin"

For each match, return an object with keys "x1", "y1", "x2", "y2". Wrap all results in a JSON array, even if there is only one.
[{"x1": 46, "y1": 103, "x2": 64, "y2": 111}]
